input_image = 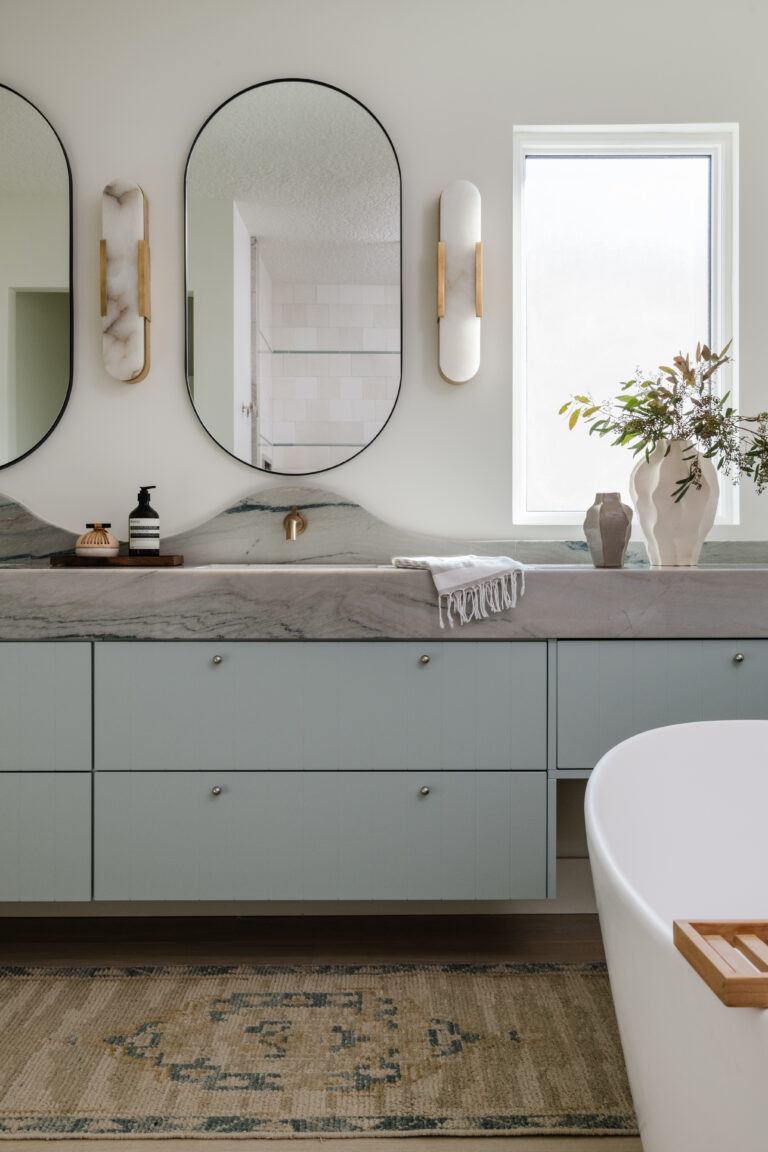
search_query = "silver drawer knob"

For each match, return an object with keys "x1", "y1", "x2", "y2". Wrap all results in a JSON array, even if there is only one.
[
  {"x1": 733, "y1": 653, "x2": 745, "y2": 663},
  {"x1": 212, "y1": 654, "x2": 223, "y2": 665},
  {"x1": 419, "y1": 654, "x2": 430, "y2": 665},
  {"x1": 419, "y1": 786, "x2": 430, "y2": 796},
  {"x1": 211, "y1": 786, "x2": 222, "y2": 796}
]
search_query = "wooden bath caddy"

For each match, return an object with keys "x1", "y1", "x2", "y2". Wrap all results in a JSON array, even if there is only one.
[
  {"x1": 50, "y1": 555, "x2": 183, "y2": 567},
  {"x1": 674, "y1": 920, "x2": 768, "y2": 1007}
]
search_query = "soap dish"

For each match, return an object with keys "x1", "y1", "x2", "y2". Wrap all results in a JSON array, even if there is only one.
[{"x1": 75, "y1": 523, "x2": 120, "y2": 558}]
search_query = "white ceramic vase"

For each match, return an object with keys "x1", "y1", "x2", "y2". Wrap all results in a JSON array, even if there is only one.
[{"x1": 629, "y1": 440, "x2": 718, "y2": 567}]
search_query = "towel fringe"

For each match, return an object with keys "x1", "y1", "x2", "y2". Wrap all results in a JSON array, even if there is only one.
[{"x1": 439, "y1": 569, "x2": 524, "y2": 629}]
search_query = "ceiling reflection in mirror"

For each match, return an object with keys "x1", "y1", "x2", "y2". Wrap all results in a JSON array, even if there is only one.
[
  {"x1": 0, "y1": 84, "x2": 71, "y2": 468},
  {"x1": 185, "y1": 80, "x2": 401, "y2": 474}
]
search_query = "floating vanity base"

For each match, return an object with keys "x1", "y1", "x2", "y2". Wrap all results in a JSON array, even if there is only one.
[{"x1": 2, "y1": 485, "x2": 768, "y2": 911}]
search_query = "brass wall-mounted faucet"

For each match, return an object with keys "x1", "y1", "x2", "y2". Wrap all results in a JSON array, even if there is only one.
[{"x1": 283, "y1": 506, "x2": 307, "y2": 541}]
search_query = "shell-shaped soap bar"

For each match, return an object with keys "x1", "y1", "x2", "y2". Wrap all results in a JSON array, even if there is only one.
[{"x1": 75, "y1": 523, "x2": 120, "y2": 558}]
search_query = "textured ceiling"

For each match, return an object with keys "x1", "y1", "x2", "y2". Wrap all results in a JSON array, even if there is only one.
[
  {"x1": 0, "y1": 87, "x2": 68, "y2": 194},
  {"x1": 187, "y1": 81, "x2": 399, "y2": 284}
]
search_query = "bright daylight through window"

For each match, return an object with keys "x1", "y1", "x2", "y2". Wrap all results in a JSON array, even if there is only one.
[{"x1": 512, "y1": 126, "x2": 737, "y2": 524}]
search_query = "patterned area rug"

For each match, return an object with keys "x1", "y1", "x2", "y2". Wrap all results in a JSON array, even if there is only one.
[{"x1": 0, "y1": 963, "x2": 637, "y2": 1138}]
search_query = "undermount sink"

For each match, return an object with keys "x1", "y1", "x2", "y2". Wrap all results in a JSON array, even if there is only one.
[
  {"x1": 191, "y1": 563, "x2": 596, "y2": 572},
  {"x1": 192, "y1": 564, "x2": 396, "y2": 572}
]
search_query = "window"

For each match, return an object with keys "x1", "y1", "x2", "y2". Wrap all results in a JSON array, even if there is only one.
[{"x1": 512, "y1": 125, "x2": 738, "y2": 525}]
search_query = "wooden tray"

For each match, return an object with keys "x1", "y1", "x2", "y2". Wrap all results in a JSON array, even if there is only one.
[
  {"x1": 674, "y1": 920, "x2": 768, "y2": 1006},
  {"x1": 50, "y1": 555, "x2": 183, "y2": 568}
]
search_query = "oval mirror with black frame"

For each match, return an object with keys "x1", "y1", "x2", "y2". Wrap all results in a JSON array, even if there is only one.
[
  {"x1": 0, "y1": 83, "x2": 72, "y2": 468},
  {"x1": 185, "y1": 79, "x2": 401, "y2": 475}
]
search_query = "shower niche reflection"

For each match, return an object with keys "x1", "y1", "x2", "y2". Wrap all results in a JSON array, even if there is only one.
[{"x1": 185, "y1": 80, "x2": 401, "y2": 475}]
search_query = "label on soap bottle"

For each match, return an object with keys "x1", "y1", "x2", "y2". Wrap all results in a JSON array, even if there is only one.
[{"x1": 129, "y1": 517, "x2": 160, "y2": 553}]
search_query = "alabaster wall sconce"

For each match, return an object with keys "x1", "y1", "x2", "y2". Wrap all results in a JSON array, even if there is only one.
[
  {"x1": 100, "y1": 179, "x2": 150, "y2": 382},
  {"x1": 438, "y1": 179, "x2": 482, "y2": 384}
]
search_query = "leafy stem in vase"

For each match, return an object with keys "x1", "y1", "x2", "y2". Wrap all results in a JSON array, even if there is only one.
[{"x1": 560, "y1": 341, "x2": 768, "y2": 501}]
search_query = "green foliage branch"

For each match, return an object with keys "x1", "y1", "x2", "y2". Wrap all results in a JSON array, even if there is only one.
[{"x1": 560, "y1": 342, "x2": 768, "y2": 501}]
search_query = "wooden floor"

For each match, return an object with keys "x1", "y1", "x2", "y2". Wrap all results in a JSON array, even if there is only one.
[{"x1": 0, "y1": 915, "x2": 641, "y2": 1151}]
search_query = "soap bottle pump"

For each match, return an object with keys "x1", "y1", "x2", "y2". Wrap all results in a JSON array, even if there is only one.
[{"x1": 128, "y1": 486, "x2": 159, "y2": 556}]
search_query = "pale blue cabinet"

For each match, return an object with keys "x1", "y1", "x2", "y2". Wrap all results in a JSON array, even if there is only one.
[
  {"x1": 92, "y1": 639, "x2": 549, "y2": 901},
  {"x1": 17, "y1": 636, "x2": 768, "y2": 905},
  {"x1": 95, "y1": 641, "x2": 547, "y2": 772},
  {"x1": 557, "y1": 640, "x2": 768, "y2": 769},
  {"x1": 0, "y1": 774, "x2": 91, "y2": 901},
  {"x1": 94, "y1": 770, "x2": 546, "y2": 901},
  {"x1": 0, "y1": 643, "x2": 92, "y2": 901},
  {"x1": 0, "y1": 642, "x2": 91, "y2": 772}
]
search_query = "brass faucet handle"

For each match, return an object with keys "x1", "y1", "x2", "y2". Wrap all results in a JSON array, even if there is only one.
[{"x1": 283, "y1": 506, "x2": 307, "y2": 541}]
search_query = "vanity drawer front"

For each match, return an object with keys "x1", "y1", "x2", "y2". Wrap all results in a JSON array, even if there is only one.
[
  {"x1": 557, "y1": 640, "x2": 768, "y2": 769},
  {"x1": 0, "y1": 642, "x2": 91, "y2": 772},
  {"x1": 94, "y1": 770, "x2": 546, "y2": 901},
  {"x1": 95, "y1": 641, "x2": 546, "y2": 772},
  {"x1": 0, "y1": 774, "x2": 91, "y2": 901}
]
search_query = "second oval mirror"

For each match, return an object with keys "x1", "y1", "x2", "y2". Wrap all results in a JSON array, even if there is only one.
[{"x1": 185, "y1": 80, "x2": 401, "y2": 474}]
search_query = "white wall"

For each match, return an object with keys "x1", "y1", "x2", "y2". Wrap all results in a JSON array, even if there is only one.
[{"x1": 0, "y1": 0, "x2": 766, "y2": 542}]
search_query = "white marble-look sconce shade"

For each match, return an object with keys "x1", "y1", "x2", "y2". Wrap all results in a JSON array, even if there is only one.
[
  {"x1": 101, "y1": 180, "x2": 150, "y2": 382},
  {"x1": 438, "y1": 179, "x2": 481, "y2": 384}
]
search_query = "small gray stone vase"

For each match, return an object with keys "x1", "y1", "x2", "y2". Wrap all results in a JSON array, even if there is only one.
[{"x1": 583, "y1": 492, "x2": 633, "y2": 568}]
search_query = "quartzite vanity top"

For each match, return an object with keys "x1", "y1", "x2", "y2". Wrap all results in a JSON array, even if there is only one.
[
  {"x1": 1, "y1": 486, "x2": 766, "y2": 641},
  {"x1": 0, "y1": 564, "x2": 766, "y2": 641}
]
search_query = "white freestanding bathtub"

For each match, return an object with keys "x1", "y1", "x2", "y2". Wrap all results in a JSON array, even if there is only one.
[{"x1": 585, "y1": 720, "x2": 768, "y2": 1152}]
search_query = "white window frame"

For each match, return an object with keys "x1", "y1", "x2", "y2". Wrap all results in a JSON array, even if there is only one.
[{"x1": 512, "y1": 124, "x2": 739, "y2": 526}]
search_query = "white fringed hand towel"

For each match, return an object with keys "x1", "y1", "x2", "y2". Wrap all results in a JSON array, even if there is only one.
[{"x1": 392, "y1": 555, "x2": 525, "y2": 628}]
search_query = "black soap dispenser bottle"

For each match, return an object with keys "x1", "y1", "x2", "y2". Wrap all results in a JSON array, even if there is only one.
[{"x1": 129, "y1": 486, "x2": 160, "y2": 556}]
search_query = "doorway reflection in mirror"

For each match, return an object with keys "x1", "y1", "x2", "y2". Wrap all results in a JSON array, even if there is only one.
[{"x1": 0, "y1": 84, "x2": 71, "y2": 467}]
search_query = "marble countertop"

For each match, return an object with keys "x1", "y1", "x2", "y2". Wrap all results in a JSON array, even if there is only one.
[{"x1": 0, "y1": 564, "x2": 766, "y2": 641}]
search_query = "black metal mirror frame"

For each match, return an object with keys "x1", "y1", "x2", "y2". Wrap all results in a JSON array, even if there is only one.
[{"x1": 184, "y1": 77, "x2": 402, "y2": 477}]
